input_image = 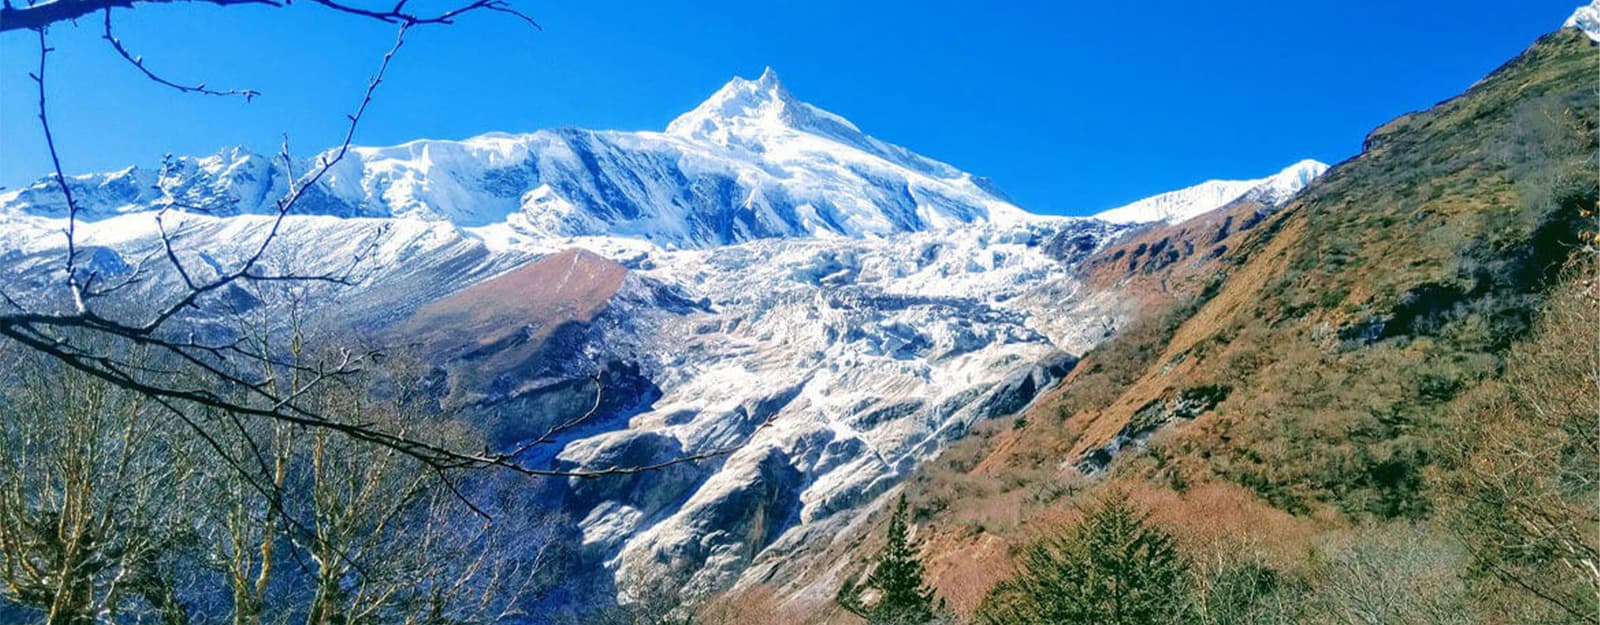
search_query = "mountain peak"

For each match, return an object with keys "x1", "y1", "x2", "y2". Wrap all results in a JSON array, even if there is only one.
[
  {"x1": 665, "y1": 68, "x2": 870, "y2": 147},
  {"x1": 6, "y1": 66, "x2": 1022, "y2": 244},
  {"x1": 1093, "y1": 159, "x2": 1328, "y2": 225},
  {"x1": 1566, "y1": 0, "x2": 1600, "y2": 42},
  {"x1": 754, "y1": 66, "x2": 781, "y2": 87},
  {"x1": 665, "y1": 67, "x2": 796, "y2": 136},
  {"x1": 1259, "y1": 159, "x2": 1329, "y2": 192}
]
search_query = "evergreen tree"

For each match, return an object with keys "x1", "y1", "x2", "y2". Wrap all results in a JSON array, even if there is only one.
[
  {"x1": 838, "y1": 495, "x2": 941, "y2": 625},
  {"x1": 975, "y1": 493, "x2": 1191, "y2": 625}
]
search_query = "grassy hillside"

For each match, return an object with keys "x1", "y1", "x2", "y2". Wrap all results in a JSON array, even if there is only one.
[
  {"x1": 759, "y1": 27, "x2": 1598, "y2": 625},
  {"x1": 1126, "y1": 26, "x2": 1596, "y2": 519}
]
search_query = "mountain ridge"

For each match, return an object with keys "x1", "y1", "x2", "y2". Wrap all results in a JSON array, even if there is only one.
[
  {"x1": 0, "y1": 70, "x2": 1036, "y2": 247},
  {"x1": 0, "y1": 69, "x2": 1320, "y2": 244},
  {"x1": 1092, "y1": 159, "x2": 1328, "y2": 225},
  {"x1": 761, "y1": 24, "x2": 1598, "y2": 624}
]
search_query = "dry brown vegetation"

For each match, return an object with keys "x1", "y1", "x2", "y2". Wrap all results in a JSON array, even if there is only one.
[{"x1": 743, "y1": 28, "x2": 1599, "y2": 625}]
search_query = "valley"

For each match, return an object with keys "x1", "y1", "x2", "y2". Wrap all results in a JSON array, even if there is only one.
[{"x1": 0, "y1": 4, "x2": 1594, "y2": 624}]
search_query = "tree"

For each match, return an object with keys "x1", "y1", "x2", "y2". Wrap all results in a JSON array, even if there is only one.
[
  {"x1": 0, "y1": 348, "x2": 196, "y2": 624},
  {"x1": 0, "y1": 341, "x2": 559, "y2": 623},
  {"x1": 1190, "y1": 559, "x2": 1304, "y2": 625},
  {"x1": 1187, "y1": 541, "x2": 1309, "y2": 625},
  {"x1": 0, "y1": 4, "x2": 542, "y2": 479},
  {"x1": 1300, "y1": 525, "x2": 1474, "y2": 625},
  {"x1": 838, "y1": 495, "x2": 942, "y2": 625},
  {"x1": 975, "y1": 493, "x2": 1190, "y2": 625}
]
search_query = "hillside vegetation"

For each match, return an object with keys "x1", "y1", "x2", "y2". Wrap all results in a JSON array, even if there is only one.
[{"x1": 776, "y1": 27, "x2": 1598, "y2": 625}]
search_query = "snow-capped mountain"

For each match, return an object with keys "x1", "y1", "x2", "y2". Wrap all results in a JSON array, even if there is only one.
[
  {"x1": 1568, "y1": 0, "x2": 1600, "y2": 41},
  {"x1": 1092, "y1": 159, "x2": 1327, "y2": 225},
  {"x1": 2, "y1": 69, "x2": 1026, "y2": 249},
  {"x1": 0, "y1": 69, "x2": 1318, "y2": 611}
]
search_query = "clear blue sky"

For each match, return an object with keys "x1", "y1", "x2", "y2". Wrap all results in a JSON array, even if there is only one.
[{"x1": 0, "y1": 0, "x2": 1581, "y2": 215}]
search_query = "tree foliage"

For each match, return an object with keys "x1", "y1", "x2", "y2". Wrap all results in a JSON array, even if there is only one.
[
  {"x1": 975, "y1": 494, "x2": 1190, "y2": 625},
  {"x1": 839, "y1": 495, "x2": 943, "y2": 625}
]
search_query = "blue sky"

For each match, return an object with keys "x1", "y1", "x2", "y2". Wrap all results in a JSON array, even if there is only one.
[{"x1": 0, "y1": 0, "x2": 1580, "y2": 216}]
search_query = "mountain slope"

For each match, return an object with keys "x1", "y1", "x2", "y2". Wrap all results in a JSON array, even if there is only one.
[
  {"x1": 760, "y1": 24, "x2": 1598, "y2": 623},
  {"x1": 398, "y1": 248, "x2": 629, "y2": 398},
  {"x1": 0, "y1": 70, "x2": 1116, "y2": 610}
]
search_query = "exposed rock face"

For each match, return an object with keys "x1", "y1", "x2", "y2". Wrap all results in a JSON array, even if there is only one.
[
  {"x1": 513, "y1": 222, "x2": 1120, "y2": 595},
  {"x1": 1074, "y1": 384, "x2": 1230, "y2": 475},
  {"x1": 400, "y1": 248, "x2": 629, "y2": 398}
]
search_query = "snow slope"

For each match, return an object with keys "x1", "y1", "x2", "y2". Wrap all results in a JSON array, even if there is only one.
[
  {"x1": 1092, "y1": 159, "x2": 1327, "y2": 225},
  {"x1": 1567, "y1": 0, "x2": 1600, "y2": 42},
  {"x1": 1, "y1": 70, "x2": 1029, "y2": 249},
  {"x1": 0, "y1": 208, "x2": 1127, "y2": 604},
  {"x1": 539, "y1": 220, "x2": 1125, "y2": 595}
]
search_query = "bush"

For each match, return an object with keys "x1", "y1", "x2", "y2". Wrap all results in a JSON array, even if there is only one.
[{"x1": 1191, "y1": 560, "x2": 1307, "y2": 625}]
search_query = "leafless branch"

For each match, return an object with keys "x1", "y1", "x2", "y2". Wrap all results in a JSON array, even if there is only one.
[
  {"x1": 1, "y1": 0, "x2": 279, "y2": 33},
  {"x1": 29, "y1": 29, "x2": 85, "y2": 315},
  {"x1": 504, "y1": 374, "x2": 606, "y2": 458},
  {"x1": 305, "y1": 0, "x2": 538, "y2": 29},
  {"x1": 2, "y1": 0, "x2": 540, "y2": 33},
  {"x1": 101, "y1": 8, "x2": 260, "y2": 100}
]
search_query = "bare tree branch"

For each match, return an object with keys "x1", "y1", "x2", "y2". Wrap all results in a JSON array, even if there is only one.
[
  {"x1": 1, "y1": 0, "x2": 539, "y2": 32},
  {"x1": 101, "y1": 8, "x2": 260, "y2": 100},
  {"x1": 2, "y1": 0, "x2": 278, "y2": 33},
  {"x1": 29, "y1": 29, "x2": 86, "y2": 315},
  {"x1": 305, "y1": 0, "x2": 538, "y2": 28}
]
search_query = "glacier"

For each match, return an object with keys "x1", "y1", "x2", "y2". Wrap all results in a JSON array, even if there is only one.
[{"x1": 0, "y1": 68, "x2": 1319, "y2": 609}]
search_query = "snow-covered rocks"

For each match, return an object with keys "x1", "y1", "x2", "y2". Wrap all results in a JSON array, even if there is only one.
[
  {"x1": 540, "y1": 219, "x2": 1121, "y2": 592},
  {"x1": 3, "y1": 71, "x2": 1030, "y2": 249},
  {"x1": 1092, "y1": 159, "x2": 1327, "y2": 225},
  {"x1": 1567, "y1": 0, "x2": 1600, "y2": 42}
]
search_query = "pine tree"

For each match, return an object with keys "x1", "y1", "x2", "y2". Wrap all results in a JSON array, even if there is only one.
[
  {"x1": 975, "y1": 493, "x2": 1191, "y2": 625},
  {"x1": 838, "y1": 495, "x2": 941, "y2": 625}
]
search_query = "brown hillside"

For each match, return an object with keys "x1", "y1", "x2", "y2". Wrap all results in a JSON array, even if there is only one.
[
  {"x1": 397, "y1": 248, "x2": 627, "y2": 396},
  {"x1": 762, "y1": 27, "x2": 1598, "y2": 624}
]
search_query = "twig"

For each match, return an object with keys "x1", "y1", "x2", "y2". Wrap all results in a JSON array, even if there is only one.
[
  {"x1": 102, "y1": 8, "x2": 260, "y2": 100},
  {"x1": 31, "y1": 29, "x2": 85, "y2": 315},
  {"x1": 1, "y1": 0, "x2": 540, "y2": 33},
  {"x1": 306, "y1": 0, "x2": 538, "y2": 28}
]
